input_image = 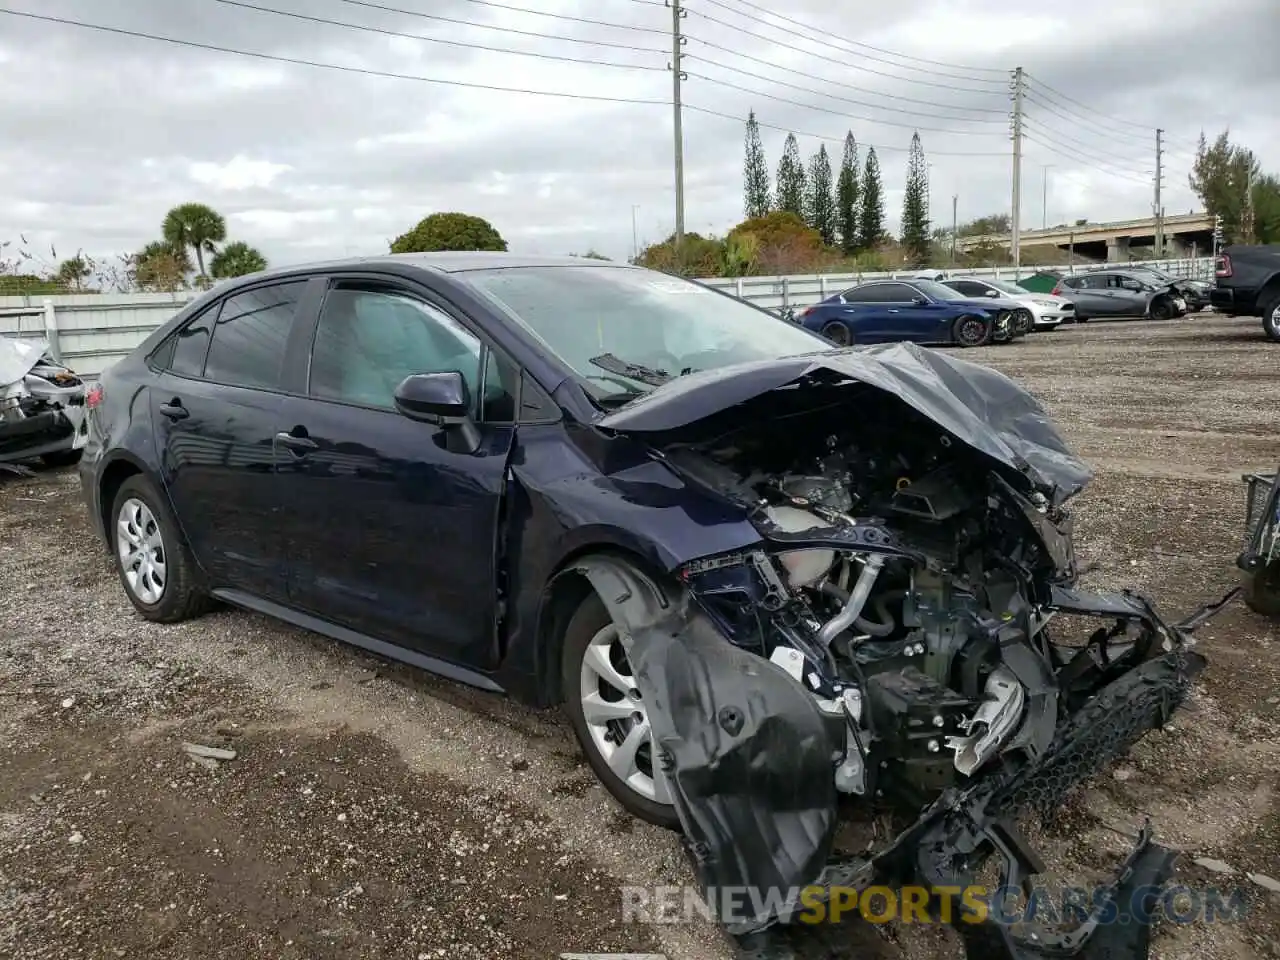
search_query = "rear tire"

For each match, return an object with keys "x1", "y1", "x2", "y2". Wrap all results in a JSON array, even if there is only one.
[
  {"x1": 952, "y1": 314, "x2": 989, "y2": 347},
  {"x1": 110, "y1": 474, "x2": 209, "y2": 623},
  {"x1": 1261, "y1": 293, "x2": 1280, "y2": 342},
  {"x1": 821, "y1": 321, "x2": 852, "y2": 346},
  {"x1": 560, "y1": 593, "x2": 681, "y2": 830}
]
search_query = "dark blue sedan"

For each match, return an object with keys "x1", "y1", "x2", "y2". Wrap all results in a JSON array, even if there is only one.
[
  {"x1": 799, "y1": 277, "x2": 1029, "y2": 347},
  {"x1": 76, "y1": 252, "x2": 1214, "y2": 941}
]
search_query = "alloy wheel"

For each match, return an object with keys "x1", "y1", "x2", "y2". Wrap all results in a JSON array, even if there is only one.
[
  {"x1": 821, "y1": 321, "x2": 851, "y2": 346},
  {"x1": 578, "y1": 623, "x2": 670, "y2": 804},
  {"x1": 116, "y1": 498, "x2": 167, "y2": 605}
]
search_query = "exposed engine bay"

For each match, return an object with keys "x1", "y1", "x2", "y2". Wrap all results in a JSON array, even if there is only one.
[
  {"x1": 0, "y1": 336, "x2": 88, "y2": 473},
  {"x1": 665, "y1": 401, "x2": 1078, "y2": 810},
  {"x1": 584, "y1": 344, "x2": 1237, "y2": 960}
]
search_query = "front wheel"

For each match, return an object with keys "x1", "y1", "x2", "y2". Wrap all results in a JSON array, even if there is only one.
[
  {"x1": 953, "y1": 314, "x2": 990, "y2": 347},
  {"x1": 1149, "y1": 299, "x2": 1173, "y2": 320},
  {"x1": 560, "y1": 593, "x2": 680, "y2": 829}
]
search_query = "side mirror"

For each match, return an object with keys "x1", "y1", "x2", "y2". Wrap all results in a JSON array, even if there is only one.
[
  {"x1": 394, "y1": 371, "x2": 481, "y2": 453},
  {"x1": 911, "y1": 296, "x2": 928, "y2": 306},
  {"x1": 986, "y1": 289, "x2": 1000, "y2": 297}
]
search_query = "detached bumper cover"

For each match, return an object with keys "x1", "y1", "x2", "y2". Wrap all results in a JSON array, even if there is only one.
[{"x1": 576, "y1": 557, "x2": 1231, "y2": 960}]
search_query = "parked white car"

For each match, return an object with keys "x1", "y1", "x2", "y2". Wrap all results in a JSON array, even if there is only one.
[
  {"x1": 0, "y1": 336, "x2": 88, "y2": 472},
  {"x1": 940, "y1": 277, "x2": 1075, "y2": 330}
]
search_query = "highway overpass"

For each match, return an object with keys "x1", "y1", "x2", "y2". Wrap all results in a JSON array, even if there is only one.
[{"x1": 956, "y1": 212, "x2": 1214, "y2": 262}]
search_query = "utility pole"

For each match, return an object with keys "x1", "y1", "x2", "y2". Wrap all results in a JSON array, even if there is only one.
[
  {"x1": 1042, "y1": 165, "x2": 1053, "y2": 229},
  {"x1": 1010, "y1": 67, "x2": 1024, "y2": 274},
  {"x1": 631, "y1": 204, "x2": 640, "y2": 261},
  {"x1": 1154, "y1": 128, "x2": 1164, "y2": 258},
  {"x1": 951, "y1": 195, "x2": 958, "y2": 265},
  {"x1": 668, "y1": 0, "x2": 686, "y2": 254}
]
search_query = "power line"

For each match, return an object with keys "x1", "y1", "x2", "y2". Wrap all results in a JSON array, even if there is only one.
[
  {"x1": 0, "y1": 8, "x2": 669, "y2": 104},
  {"x1": 682, "y1": 7, "x2": 1007, "y2": 93},
  {"x1": 685, "y1": 70, "x2": 1011, "y2": 135},
  {"x1": 684, "y1": 104, "x2": 1010, "y2": 156},
  {"x1": 1022, "y1": 125, "x2": 1153, "y2": 181},
  {"x1": 1022, "y1": 133, "x2": 1152, "y2": 186},
  {"x1": 683, "y1": 36, "x2": 1010, "y2": 115},
  {"x1": 328, "y1": 0, "x2": 667, "y2": 53},
  {"x1": 695, "y1": 0, "x2": 1007, "y2": 81},
  {"x1": 1022, "y1": 90, "x2": 1162, "y2": 153},
  {"x1": 449, "y1": 0, "x2": 668, "y2": 35},
  {"x1": 208, "y1": 0, "x2": 665, "y2": 71},
  {"x1": 683, "y1": 53, "x2": 1010, "y2": 124},
  {"x1": 1019, "y1": 110, "x2": 1151, "y2": 166},
  {"x1": 1023, "y1": 74, "x2": 1200, "y2": 149}
]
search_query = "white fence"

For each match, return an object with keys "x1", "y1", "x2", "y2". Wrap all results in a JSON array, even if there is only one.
[{"x1": 0, "y1": 257, "x2": 1215, "y2": 378}]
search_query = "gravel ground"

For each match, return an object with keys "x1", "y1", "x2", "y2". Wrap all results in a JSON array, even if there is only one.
[{"x1": 2, "y1": 312, "x2": 1278, "y2": 960}]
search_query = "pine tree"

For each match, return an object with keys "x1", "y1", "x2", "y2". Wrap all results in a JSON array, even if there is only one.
[
  {"x1": 901, "y1": 132, "x2": 931, "y2": 266},
  {"x1": 857, "y1": 147, "x2": 884, "y2": 251},
  {"x1": 775, "y1": 133, "x2": 807, "y2": 218},
  {"x1": 806, "y1": 145, "x2": 836, "y2": 245},
  {"x1": 742, "y1": 111, "x2": 771, "y2": 220},
  {"x1": 836, "y1": 132, "x2": 859, "y2": 253}
]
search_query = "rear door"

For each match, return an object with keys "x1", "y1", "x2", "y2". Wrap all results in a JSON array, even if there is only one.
[
  {"x1": 272, "y1": 276, "x2": 519, "y2": 667},
  {"x1": 1063, "y1": 275, "x2": 1110, "y2": 316},
  {"x1": 149, "y1": 278, "x2": 324, "y2": 598}
]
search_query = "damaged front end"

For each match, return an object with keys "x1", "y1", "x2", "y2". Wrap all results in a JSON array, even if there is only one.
[
  {"x1": 0, "y1": 337, "x2": 88, "y2": 472},
  {"x1": 585, "y1": 344, "x2": 1232, "y2": 959}
]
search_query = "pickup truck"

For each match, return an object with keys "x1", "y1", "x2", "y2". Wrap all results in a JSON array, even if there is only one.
[{"x1": 1210, "y1": 244, "x2": 1280, "y2": 341}]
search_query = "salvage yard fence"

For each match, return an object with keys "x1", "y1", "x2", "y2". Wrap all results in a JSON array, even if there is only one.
[{"x1": 0, "y1": 257, "x2": 1215, "y2": 379}]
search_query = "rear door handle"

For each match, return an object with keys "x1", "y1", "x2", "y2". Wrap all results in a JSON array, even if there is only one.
[
  {"x1": 275, "y1": 430, "x2": 317, "y2": 452},
  {"x1": 158, "y1": 400, "x2": 188, "y2": 421}
]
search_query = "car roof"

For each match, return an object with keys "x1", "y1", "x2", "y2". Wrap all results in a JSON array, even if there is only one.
[{"x1": 207, "y1": 252, "x2": 635, "y2": 290}]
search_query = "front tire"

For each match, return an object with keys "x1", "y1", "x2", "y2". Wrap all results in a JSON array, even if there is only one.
[
  {"x1": 110, "y1": 474, "x2": 209, "y2": 623},
  {"x1": 560, "y1": 593, "x2": 680, "y2": 829},
  {"x1": 1149, "y1": 299, "x2": 1173, "y2": 320},
  {"x1": 953, "y1": 314, "x2": 990, "y2": 347}
]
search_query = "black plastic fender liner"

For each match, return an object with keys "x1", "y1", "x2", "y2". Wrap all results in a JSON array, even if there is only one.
[{"x1": 573, "y1": 555, "x2": 840, "y2": 936}]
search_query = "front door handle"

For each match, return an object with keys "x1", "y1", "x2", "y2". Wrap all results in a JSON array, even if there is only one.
[
  {"x1": 158, "y1": 399, "x2": 188, "y2": 421},
  {"x1": 275, "y1": 430, "x2": 317, "y2": 452}
]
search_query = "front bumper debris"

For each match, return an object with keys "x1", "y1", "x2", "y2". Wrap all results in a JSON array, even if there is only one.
[{"x1": 574, "y1": 556, "x2": 1233, "y2": 960}]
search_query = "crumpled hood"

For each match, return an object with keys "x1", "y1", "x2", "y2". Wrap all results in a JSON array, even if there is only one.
[
  {"x1": 0, "y1": 337, "x2": 48, "y2": 388},
  {"x1": 596, "y1": 341, "x2": 1093, "y2": 505}
]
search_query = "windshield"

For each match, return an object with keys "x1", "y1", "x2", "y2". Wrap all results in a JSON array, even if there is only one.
[
  {"x1": 986, "y1": 278, "x2": 1031, "y2": 296},
  {"x1": 912, "y1": 278, "x2": 966, "y2": 301},
  {"x1": 461, "y1": 265, "x2": 832, "y2": 402}
]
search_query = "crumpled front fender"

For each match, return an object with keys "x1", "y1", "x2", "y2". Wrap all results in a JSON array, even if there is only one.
[{"x1": 572, "y1": 557, "x2": 839, "y2": 934}]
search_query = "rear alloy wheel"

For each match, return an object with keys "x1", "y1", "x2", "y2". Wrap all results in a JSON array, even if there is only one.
[
  {"x1": 1261, "y1": 294, "x2": 1280, "y2": 343},
  {"x1": 953, "y1": 314, "x2": 990, "y2": 347},
  {"x1": 821, "y1": 320, "x2": 852, "y2": 346},
  {"x1": 110, "y1": 474, "x2": 208, "y2": 623},
  {"x1": 561, "y1": 593, "x2": 679, "y2": 829}
]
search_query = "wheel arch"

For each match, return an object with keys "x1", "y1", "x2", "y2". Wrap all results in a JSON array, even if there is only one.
[
  {"x1": 533, "y1": 545, "x2": 680, "y2": 707},
  {"x1": 97, "y1": 453, "x2": 150, "y2": 550},
  {"x1": 1255, "y1": 273, "x2": 1280, "y2": 316}
]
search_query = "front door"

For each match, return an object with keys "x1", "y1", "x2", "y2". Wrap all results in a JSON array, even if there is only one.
[
  {"x1": 274, "y1": 279, "x2": 517, "y2": 668},
  {"x1": 149, "y1": 279, "x2": 314, "y2": 599}
]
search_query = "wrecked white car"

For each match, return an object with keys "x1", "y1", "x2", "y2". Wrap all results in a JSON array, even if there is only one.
[{"x1": 0, "y1": 336, "x2": 88, "y2": 472}]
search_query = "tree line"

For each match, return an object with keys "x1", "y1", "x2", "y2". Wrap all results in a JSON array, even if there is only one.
[{"x1": 1189, "y1": 130, "x2": 1280, "y2": 245}]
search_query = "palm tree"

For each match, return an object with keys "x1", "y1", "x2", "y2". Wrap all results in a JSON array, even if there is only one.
[
  {"x1": 134, "y1": 241, "x2": 191, "y2": 292},
  {"x1": 161, "y1": 203, "x2": 227, "y2": 277},
  {"x1": 210, "y1": 241, "x2": 268, "y2": 279}
]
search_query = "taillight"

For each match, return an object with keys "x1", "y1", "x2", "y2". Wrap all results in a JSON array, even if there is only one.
[
  {"x1": 1215, "y1": 255, "x2": 1232, "y2": 278},
  {"x1": 800, "y1": 306, "x2": 814, "y2": 319},
  {"x1": 1050, "y1": 282, "x2": 1063, "y2": 295},
  {"x1": 86, "y1": 384, "x2": 103, "y2": 409}
]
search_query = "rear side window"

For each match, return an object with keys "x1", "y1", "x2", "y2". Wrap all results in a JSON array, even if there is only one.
[
  {"x1": 203, "y1": 281, "x2": 306, "y2": 390},
  {"x1": 168, "y1": 308, "x2": 217, "y2": 377}
]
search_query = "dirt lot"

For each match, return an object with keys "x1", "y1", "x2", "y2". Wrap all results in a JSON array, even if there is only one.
[{"x1": 2, "y1": 313, "x2": 1278, "y2": 960}]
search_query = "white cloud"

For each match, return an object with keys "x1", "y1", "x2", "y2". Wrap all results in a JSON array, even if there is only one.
[{"x1": 189, "y1": 155, "x2": 292, "y2": 190}]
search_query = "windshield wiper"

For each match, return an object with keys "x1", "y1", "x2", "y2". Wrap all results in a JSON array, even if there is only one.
[{"x1": 589, "y1": 353, "x2": 672, "y2": 387}]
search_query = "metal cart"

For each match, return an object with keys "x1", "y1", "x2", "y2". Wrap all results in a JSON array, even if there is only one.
[{"x1": 1239, "y1": 468, "x2": 1280, "y2": 616}]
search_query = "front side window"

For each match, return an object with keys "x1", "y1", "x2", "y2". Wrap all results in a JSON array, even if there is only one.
[
  {"x1": 462, "y1": 265, "x2": 829, "y2": 403},
  {"x1": 309, "y1": 285, "x2": 495, "y2": 412},
  {"x1": 203, "y1": 281, "x2": 306, "y2": 390},
  {"x1": 909, "y1": 279, "x2": 966, "y2": 302}
]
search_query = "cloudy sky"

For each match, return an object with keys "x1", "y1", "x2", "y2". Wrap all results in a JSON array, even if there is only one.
[{"x1": 1, "y1": 0, "x2": 1277, "y2": 270}]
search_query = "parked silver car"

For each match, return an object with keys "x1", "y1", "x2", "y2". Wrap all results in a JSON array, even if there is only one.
[
  {"x1": 1054, "y1": 270, "x2": 1187, "y2": 322},
  {"x1": 941, "y1": 276, "x2": 1074, "y2": 330}
]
